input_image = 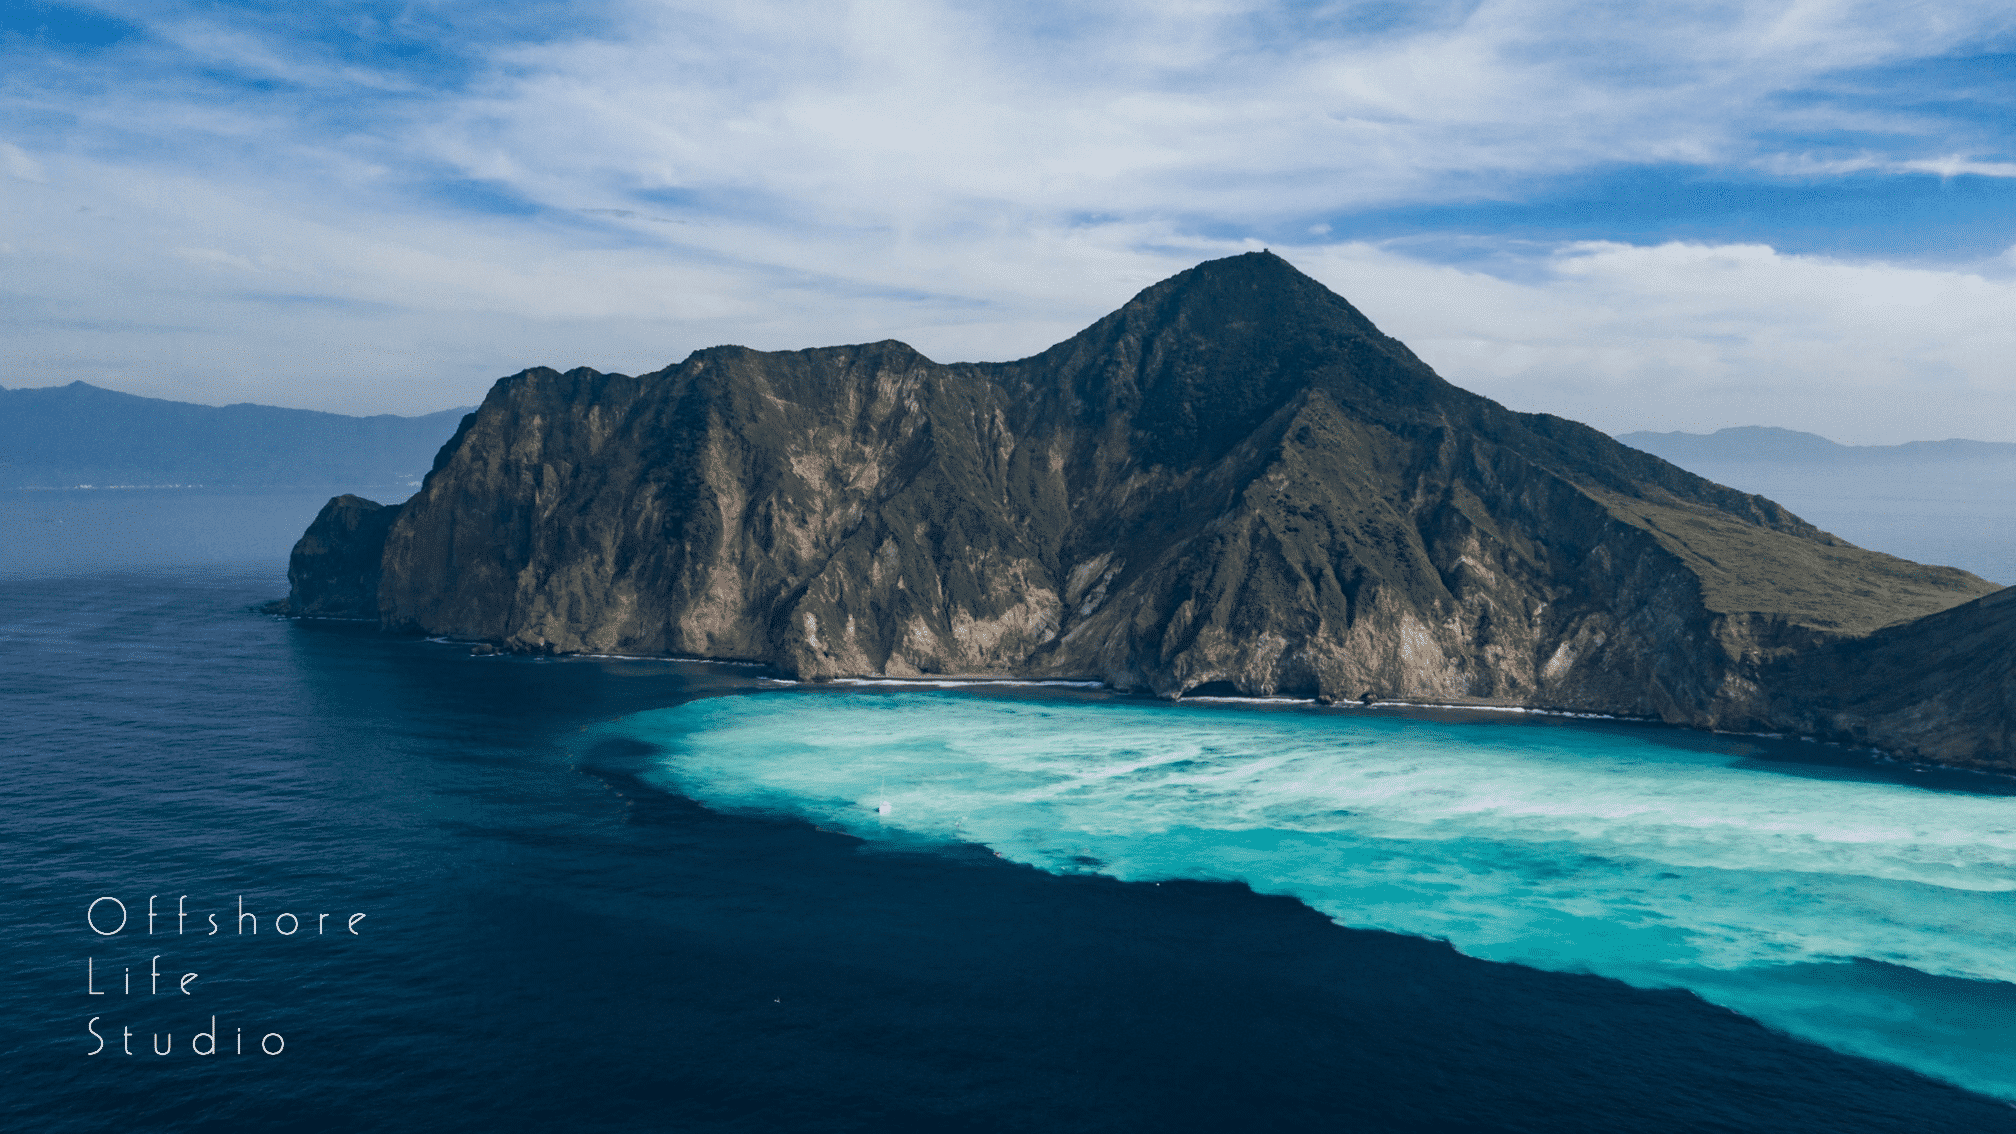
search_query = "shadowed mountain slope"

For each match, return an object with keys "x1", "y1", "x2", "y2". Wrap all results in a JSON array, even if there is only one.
[
  {"x1": 1762, "y1": 585, "x2": 2016, "y2": 772},
  {"x1": 277, "y1": 252, "x2": 2006, "y2": 759}
]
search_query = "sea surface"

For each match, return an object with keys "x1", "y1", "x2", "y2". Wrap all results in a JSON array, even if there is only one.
[{"x1": 6, "y1": 489, "x2": 2016, "y2": 1132}]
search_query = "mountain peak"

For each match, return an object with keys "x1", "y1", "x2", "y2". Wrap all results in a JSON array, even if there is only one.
[
  {"x1": 1117, "y1": 249, "x2": 1376, "y2": 331},
  {"x1": 1022, "y1": 251, "x2": 1451, "y2": 467}
]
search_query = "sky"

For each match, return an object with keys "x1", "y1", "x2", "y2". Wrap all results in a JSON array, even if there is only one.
[{"x1": 2, "y1": 1, "x2": 2013, "y2": 443}]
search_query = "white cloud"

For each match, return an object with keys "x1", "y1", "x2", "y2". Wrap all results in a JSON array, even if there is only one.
[
  {"x1": 2, "y1": 1, "x2": 2013, "y2": 441},
  {"x1": 1763, "y1": 153, "x2": 2016, "y2": 179},
  {"x1": 1900, "y1": 157, "x2": 2016, "y2": 179},
  {"x1": 7, "y1": 138, "x2": 2014, "y2": 443},
  {"x1": 1291, "y1": 240, "x2": 2016, "y2": 445}
]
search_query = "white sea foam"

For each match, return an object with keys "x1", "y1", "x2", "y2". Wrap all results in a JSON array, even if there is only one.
[
  {"x1": 610, "y1": 691, "x2": 2016, "y2": 1099},
  {"x1": 1367, "y1": 700, "x2": 1632, "y2": 720},
  {"x1": 572, "y1": 653, "x2": 770, "y2": 667},
  {"x1": 828, "y1": 677, "x2": 1106, "y2": 689}
]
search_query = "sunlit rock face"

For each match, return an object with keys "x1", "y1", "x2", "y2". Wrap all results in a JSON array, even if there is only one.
[{"x1": 282, "y1": 252, "x2": 2002, "y2": 757}]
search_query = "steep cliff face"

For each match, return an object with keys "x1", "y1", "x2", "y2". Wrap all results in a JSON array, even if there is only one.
[{"x1": 285, "y1": 252, "x2": 2002, "y2": 757}]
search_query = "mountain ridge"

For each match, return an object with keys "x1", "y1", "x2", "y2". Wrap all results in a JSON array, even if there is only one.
[
  {"x1": 0, "y1": 380, "x2": 471, "y2": 489},
  {"x1": 1620, "y1": 425, "x2": 2016, "y2": 465}
]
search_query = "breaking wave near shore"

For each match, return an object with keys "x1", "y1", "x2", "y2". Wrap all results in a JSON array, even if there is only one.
[{"x1": 607, "y1": 690, "x2": 2016, "y2": 1101}]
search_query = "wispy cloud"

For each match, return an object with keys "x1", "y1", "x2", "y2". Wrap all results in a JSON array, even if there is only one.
[
  {"x1": 1900, "y1": 156, "x2": 2016, "y2": 177},
  {"x1": 1, "y1": 1, "x2": 2012, "y2": 439}
]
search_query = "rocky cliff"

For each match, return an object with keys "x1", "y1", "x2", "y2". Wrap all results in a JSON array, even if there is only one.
[{"x1": 276, "y1": 251, "x2": 2009, "y2": 764}]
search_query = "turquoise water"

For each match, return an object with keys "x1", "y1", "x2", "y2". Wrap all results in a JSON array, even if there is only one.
[{"x1": 614, "y1": 688, "x2": 2016, "y2": 1101}]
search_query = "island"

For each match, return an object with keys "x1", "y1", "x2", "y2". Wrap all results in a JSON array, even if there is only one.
[{"x1": 271, "y1": 251, "x2": 2016, "y2": 770}]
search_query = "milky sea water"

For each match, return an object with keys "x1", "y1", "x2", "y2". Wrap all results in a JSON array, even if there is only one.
[
  {"x1": 7, "y1": 488, "x2": 2016, "y2": 1132},
  {"x1": 621, "y1": 690, "x2": 2016, "y2": 1101}
]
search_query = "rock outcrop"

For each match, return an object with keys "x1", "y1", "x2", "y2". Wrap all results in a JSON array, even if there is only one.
[
  {"x1": 268, "y1": 494, "x2": 403, "y2": 618},
  {"x1": 275, "y1": 251, "x2": 2011, "y2": 765}
]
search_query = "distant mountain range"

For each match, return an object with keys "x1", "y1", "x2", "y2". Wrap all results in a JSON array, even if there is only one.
[
  {"x1": 0, "y1": 381, "x2": 471, "y2": 490},
  {"x1": 1617, "y1": 426, "x2": 2016, "y2": 587},
  {"x1": 1619, "y1": 426, "x2": 2016, "y2": 467}
]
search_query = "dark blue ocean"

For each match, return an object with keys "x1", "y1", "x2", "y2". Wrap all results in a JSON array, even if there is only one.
[{"x1": 7, "y1": 488, "x2": 2016, "y2": 1132}]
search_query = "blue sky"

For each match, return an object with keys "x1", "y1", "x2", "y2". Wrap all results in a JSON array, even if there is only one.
[{"x1": 2, "y1": 0, "x2": 2013, "y2": 442}]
